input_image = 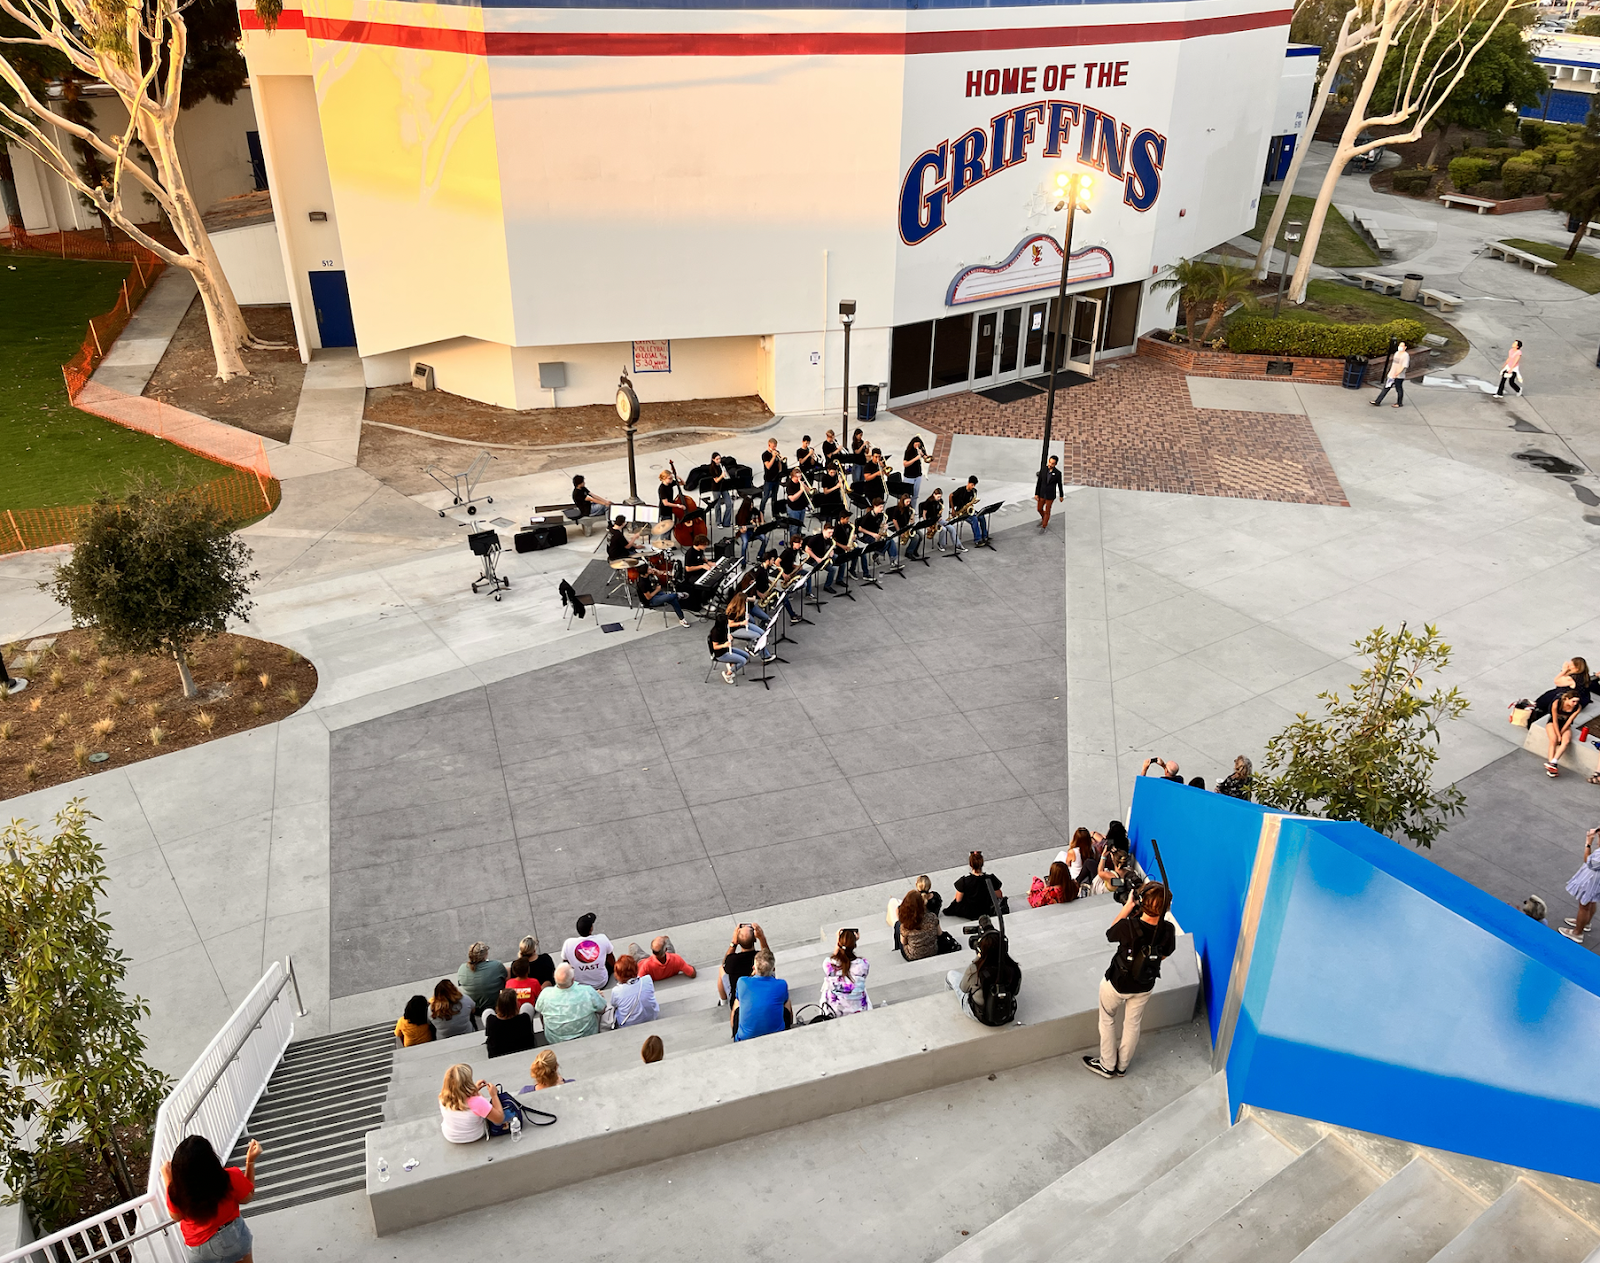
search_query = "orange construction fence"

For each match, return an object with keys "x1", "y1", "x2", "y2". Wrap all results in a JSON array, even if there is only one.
[{"x1": 0, "y1": 228, "x2": 282, "y2": 556}]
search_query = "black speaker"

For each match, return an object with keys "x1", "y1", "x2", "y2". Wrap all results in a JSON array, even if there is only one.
[
  {"x1": 468, "y1": 530, "x2": 500, "y2": 556},
  {"x1": 514, "y1": 524, "x2": 567, "y2": 552}
]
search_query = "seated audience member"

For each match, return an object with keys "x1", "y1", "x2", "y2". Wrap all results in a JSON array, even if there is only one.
[
  {"x1": 163, "y1": 1134, "x2": 259, "y2": 1263},
  {"x1": 947, "y1": 931, "x2": 1022, "y2": 1025},
  {"x1": 915, "y1": 873, "x2": 943, "y2": 917},
  {"x1": 562, "y1": 912, "x2": 616, "y2": 989},
  {"x1": 1216, "y1": 756, "x2": 1254, "y2": 801},
  {"x1": 430, "y1": 979, "x2": 478, "y2": 1038},
  {"x1": 438, "y1": 1063, "x2": 503, "y2": 1142},
  {"x1": 506, "y1": 957, "x2": 542, "y2": 1008},
  {"x1": 719, "y1": 921, "x2": 770, "y2": 1005},
  {"x1": 641, "y1": 1034, "x2": 665, "y2": 1064},
  {"x1": 456, "y1": 941, "x2": 508, "y2": 1013},
  {"x1": 731, "y1": 951, "x2": 791, "y2": 1041},
  {"x1": 1140, "y1": 756, "x2": 1182, "y2": 781},
  {"x1": 394, "y1": 995, "x2": 436, "y2": 1048},
  {"x1": 1028, "y1": 860, "x2": 1078, "y2": 908},
  {"x1": 569, "y1": 473, "x2": 613, "y2": 521},
  {"x1": 820, "y1": 929, "x2": 870, "y2": 1015},
  {"x1": 1544, "y1": 689, "x2": 1585, "y2": 777},
  {"x1": 1103, "y1": 821, "x2": 1130, "y2": 853},
  {"x1": 531, "y1": 1049, "x2": 570, "y2": 1089},
  {"x1": 1094, "y1": 847, "x2": 1146, "y2": 900},
  {"x1": 1187, "y1": 776, "x2": 1206, "y2": 790},
  {"x1": 609, "y1": 955, "x2": 661, "y2": 1027},
  {"x1": 1065, "y1": 828, "x2": 1097, "y2": 884},
  {"x1": 944, "y1": 851, "x2": 1007, "y2": 919},
  {"x1": 484, "y1": 989, "x2": 537, "y2": 1059},
  {"x1": 896, "y1": 890, "x2": 943, "y2": 961},
  {"x1": 534, "y1": 963, "x2": 608, "y2": 1043},
  {"x1": 514, "y1": 935, "x2": 557, "y2": 986},
  {"x1": 1522, "y1": 657, "x2": 1594, "y2": 726},
  {"x1": 634, "y1": 936, "x2": 697, "y2": 983}
]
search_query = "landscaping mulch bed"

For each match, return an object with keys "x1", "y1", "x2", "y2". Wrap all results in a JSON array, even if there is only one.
[
  {"x1": 1, "y1": 629, "x2": 316, "y2": 800},
  {"x1": 143, "y1": 300, "x2": 305, "y2": 444}
]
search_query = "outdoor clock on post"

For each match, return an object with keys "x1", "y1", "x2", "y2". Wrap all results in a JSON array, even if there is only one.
[{"x1": 616, "y1": 375, "x2": 640, "y2": 427}]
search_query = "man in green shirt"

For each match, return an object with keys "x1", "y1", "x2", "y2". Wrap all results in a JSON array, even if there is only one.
[{"x1": 534, "y1": 963, "x2": 608, "y2": 1043}]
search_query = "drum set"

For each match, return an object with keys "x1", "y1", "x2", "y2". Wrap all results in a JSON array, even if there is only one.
[{"x1": 607, "y1": 519, "x2": 683, "y2": 599}]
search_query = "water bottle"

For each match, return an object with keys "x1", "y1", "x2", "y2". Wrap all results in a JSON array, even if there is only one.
[
  {"x1": 510, "y1": 1113, "x2": 523, "y2": 1143},
  {"x1": 376, "y1": 1157, "x2": 389, "y2": 1183}
]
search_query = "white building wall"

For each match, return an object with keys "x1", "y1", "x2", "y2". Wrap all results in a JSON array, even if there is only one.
[
  {"x1": 209, "y1": 221, "x2": 293, "y2": 304},
  {"x1": 1273, "y1": 49, "x2": 1319, "y2": 136}
]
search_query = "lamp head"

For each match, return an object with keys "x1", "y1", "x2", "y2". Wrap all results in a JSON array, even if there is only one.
[{"x1": 839, "y1": 298, "x2": 856, "y2": 325}]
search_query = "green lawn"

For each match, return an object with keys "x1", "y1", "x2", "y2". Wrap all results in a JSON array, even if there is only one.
[
  {"x1": 1501, "y1": 238, "x2": 1600, "y2": 295},
  {"x1": 0, "y1": 254, "x2": 229, "y2": 511},
  {"x1": 1247, "y1": 195, "x2": 1380, "y2": 269}
]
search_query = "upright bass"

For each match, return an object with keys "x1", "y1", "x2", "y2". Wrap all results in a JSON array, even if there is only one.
[{"x1": 668, "y1": 459, "x2": 710, "y2": 548}]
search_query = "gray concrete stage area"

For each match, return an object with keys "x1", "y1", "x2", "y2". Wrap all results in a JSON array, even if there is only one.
[{"x1": 328, "y1": 524, "x2": 1069, "y2": 1002}]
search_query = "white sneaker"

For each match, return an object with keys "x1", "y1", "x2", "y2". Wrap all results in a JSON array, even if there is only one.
[{"x1": 1561, "y1": 926, "x2": 1585, "y2": 941}]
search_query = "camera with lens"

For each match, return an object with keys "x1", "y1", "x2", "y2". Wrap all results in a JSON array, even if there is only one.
[
  {"x1": 1105, "y1": 847, "x2": 1146, "y2": 905},
  {"x1": 961, "y1": 914, "x2": 994, "y2": 950}
]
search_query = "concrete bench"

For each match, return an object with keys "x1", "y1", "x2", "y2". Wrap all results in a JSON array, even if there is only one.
[
  {"x1": 1353, "y1": 212, "x2": 1394, "y2": 257},
  {"x1": 1353, "y1": 272, "x2": 1403, "y2": 295},
  {"x1": 1439, "y1": 193, "x2": 1495, "y2": 214},
  {"x1": 366, "y1": 904, "x2": 1199, "y2": 1235},
  {"x1": 533, "y1": 501, "x2": 597, "y2": 536},
  {"x1": 1520, "y1": 701, "x2": 1600, "y2": 777},
  {"x1": 1588, "y1": 221, "x2": 1600, "y2": 239},
  {"x1": 1419, "y1": 288, "x2": 1463, "y2": 312},
  {"x1": 1484, "y1": 242, "x2": 1555, "y2": 274}
]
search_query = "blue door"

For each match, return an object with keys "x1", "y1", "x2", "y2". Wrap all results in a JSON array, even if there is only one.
[
  {"x1": 1272, "y1": 135, "x2": 1297, "y2": 182},
  {"x1": 308, "y1": 271, "x2": 356, "y2": 348}
]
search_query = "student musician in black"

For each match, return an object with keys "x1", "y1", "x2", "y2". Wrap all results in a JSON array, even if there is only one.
[
  {"x1": 821, "y1": 430, "x2": 840, "y2": 465},
  {"x1": 818, "y1": 461, "x2": 848, "y2": 521},
  {"x1": 708, "y1": 614, "x2": 748, "y2": 684},
  {"x1": 949, "y1": 476, "x2": 988, "y2": 544},
  {"x1": 803, "y1": 523, "x2": 839, "y2": 594},
  {"x1": 885, "y1": 494, "x2": 913, "y2": 563},
  {"x1": 849, "y1": 428, "x2": 869, "y2": 469},
  {"x1": 856, "y1": 499, "x2": 890, "y2": 569},
  {"x1": 571, "y1": 474, "x2": 612, "y2": 523},
  {"x1": 635, "y1": 570, "x2": 690, "y2": 626},
  {"x1": 860, "y1": 450, "x2": 887, "y2": 504},
  {"x1": 657, "y1": 469, "x2": 682, "y2": 521},
  {"x1": 794, "y1": 435, "x2": 817, "y2": 477},
  {"x1": 681, "y1": 541, "x2": 714, "y2": 586},
  {"x1": 759, "y1": 438, "x2": 786, "y2": 516},
  {"x1": 784, "y1": 469, "x2": 809, "y2": 533},
  {"x1": 903, "y1": 435, "x2": 928, "y2": 504},
  {"x1": 831, "y1": 515, "x2": 859, "y2": 578},
  {"x1": 605, "y1": 516, "x2": 635, "y2": 562},
  {"x1": 707, "y1": 451, "x2": 734, "y2": 528},
  {"x1": 914, "y1": 488, "x2": 944, "y2": 558}
]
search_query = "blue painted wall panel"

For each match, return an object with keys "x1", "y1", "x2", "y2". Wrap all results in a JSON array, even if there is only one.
[{"x1": 1128, "y1": 777, "x2": 1271, "y2": 1042}]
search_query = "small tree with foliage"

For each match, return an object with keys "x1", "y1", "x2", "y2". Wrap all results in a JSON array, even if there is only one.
[
  {"x1": 1553, "y1": 97, "x2": 1600, "y2": 261},
  {"x1": 0, "y1": 800, "x2": 170, "y2": 1228},
  {"x1": 46, "y1": 477, "x2": 257, "y2": 699},
  {"x1": 1255, "y1": 623, "x2": 1470, "y2": 849},
  {"x1": 1151, "y1": 258, "x2": 1218, "y2": 343}
]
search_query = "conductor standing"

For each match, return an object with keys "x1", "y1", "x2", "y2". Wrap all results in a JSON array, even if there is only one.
[{"x1": 1084, "y1": 881, "x2": 1175, "y2": 1079}]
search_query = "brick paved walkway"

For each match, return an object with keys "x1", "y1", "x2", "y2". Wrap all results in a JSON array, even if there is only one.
[{"x1": 896, "y1": 357, "x2": 1348, "y2": 507}]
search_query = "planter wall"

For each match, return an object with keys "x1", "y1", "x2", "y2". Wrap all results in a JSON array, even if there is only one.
[{"x1": 1136, "y1": 334, "x2": 1370, "y2": 385}]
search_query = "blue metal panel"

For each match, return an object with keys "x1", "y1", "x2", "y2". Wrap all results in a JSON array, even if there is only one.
[{"x1": 1521, "y1": 90, "x2": 1595, "y2": 124}]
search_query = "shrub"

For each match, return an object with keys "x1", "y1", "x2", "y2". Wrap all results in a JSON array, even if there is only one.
[
  {"x1": 1391, "y1": 168, "x2": 1433, "y2": 194},
  {"x1": 1500, "y1": 156, "x2": 1542, "y2": 198},
  {"x1": 1226, "y1": 317, "x2": 1428, "y2": 358},
  {"x1": 1520, "y1": 119, "x2": 1548, "y2": 149},
  {"x1": 1448, "y1": 156, "x2": 1493, "y2": 189}
]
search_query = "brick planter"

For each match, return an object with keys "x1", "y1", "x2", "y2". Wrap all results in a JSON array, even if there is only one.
[{"x1": 1137, "y1": 334, "x2": 1367, "y2": 385}]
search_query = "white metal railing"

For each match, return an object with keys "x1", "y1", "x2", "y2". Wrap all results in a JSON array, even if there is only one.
[
  {"x1": 145, "y1": 957, "x2": 301, "y2": 1200},
  {"x1": 0, "y1": 1193, "x2": 182, "y2": 1263}
]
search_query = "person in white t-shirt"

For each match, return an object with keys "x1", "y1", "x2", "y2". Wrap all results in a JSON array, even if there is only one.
[
  {"x1": 1370, "y1": 342, "x2": 1410, "y2": 409},
  {"x1": 561, "y1": 912, "x2": 616, "y2": 989}
]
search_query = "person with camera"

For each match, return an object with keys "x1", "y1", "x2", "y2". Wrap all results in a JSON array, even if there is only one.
[
  {"x1": 946, "y1": 926, "x2": 1021, "y2": 1026},
  {"x1": 1140, "y1": 756, "x2": 1182, "y2": 782},
  {"x1": 1085, "y1": 882, "x2": 1176, "y2": 1079},
  {"x1": 1093, "y1": 845, "x2": 1145, "y2": 899}
]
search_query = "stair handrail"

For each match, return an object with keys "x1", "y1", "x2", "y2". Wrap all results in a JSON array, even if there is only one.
[
  {"x1": 0, "y1": 1191, "x2": 182, "y2": 1263},
  {"x1": 144, "y1": 958, "x2": 298, "y2": 1201}
]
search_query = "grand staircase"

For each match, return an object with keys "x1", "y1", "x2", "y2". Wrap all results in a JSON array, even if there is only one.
[
  {"x1": 940, "y1": 1073, "x2": 1600, "y2": 1263},
  {"x1": 231, "y1": 1021, "x2": 395, "y2": 1217}
]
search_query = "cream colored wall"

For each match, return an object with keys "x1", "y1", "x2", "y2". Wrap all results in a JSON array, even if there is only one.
[{"x1": 210, "y1": 221, "x2": 293, "y2": 304}]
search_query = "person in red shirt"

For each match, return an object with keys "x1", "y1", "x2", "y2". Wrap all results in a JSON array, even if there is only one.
[
  {"x1": 163, "y1": 1133, "x2": 259, "y2": 1262},
  {"x1": 506, "y1": 957, "x2": 542, "y2": 1007},
  {"x1": 633, "y1": 935, "x2": 697, "y2": 983}
]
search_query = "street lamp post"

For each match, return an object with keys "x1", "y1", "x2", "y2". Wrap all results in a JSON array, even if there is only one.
[
  {"x1": 1038, "y1": 170, "x2": 1093, "y2": 479},
  {"x1": 1273, "y1": 220, "x2": 1303, "y2": 320},
  {"x1": 839, "y1": 299, "x2": 856, "y2": 428},
  {"x1": 615, "y1": 372, "x2": 644, "y2": 509}
]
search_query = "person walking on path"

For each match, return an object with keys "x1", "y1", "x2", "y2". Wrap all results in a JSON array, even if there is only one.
[
  {"x1": 1560, "y1": 828, "x2": 1600, "y2": 942},
  {"x1": 1035, "y1": 455, "x2": 1065, "y2": 529},
  {"x1": 1370, "y1": 342, "x2": 1410, "y2": 409},
  {"x1": 1494, "y1": 340, "x2": 1524, "y2": 399}
]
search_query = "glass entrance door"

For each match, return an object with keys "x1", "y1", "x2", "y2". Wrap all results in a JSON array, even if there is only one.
[
  {"x1": 1066, "y1": 295, "x2": 1102, "y2": 376},
  {"x1": 970, "y1": 303, "x2": 1033, "y2": 390}
]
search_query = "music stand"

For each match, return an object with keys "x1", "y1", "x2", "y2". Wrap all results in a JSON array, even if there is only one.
[
  {"x1": 804, "y1": 561, "x2": 828, "y2": 612},
  {"x1": 944, "y1": 513, "x2": 969, "y2": 563},
  {"x1": 974, "y1": 501, "x2": 1003, "y2": 551},
  {"x1": 830, "y1": 541, "x2": 858, "y2": 602},
  {"x1": 746, "y1": 620, "x2": 779, "y2": 689},
  {"x1": 909, "y1": 515, "x2": 937, "y2": 567},
  {"x1": 856, "y1": 540, "x2": 884, "y2": 591}
]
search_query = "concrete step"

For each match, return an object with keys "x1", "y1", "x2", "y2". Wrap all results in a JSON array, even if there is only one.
[
  {"x1": 1043, "y1": 1117, "x2": 1298, "y2": 1262},
  {"x1": 1425, "y1": 1180, "x2": 1599, "y2": 1263},
  {"x1": 1291, "y1": 1156, "x2": 1484, "y2": 1263},
  {"x1": 1163, "y1": 1134, "x2": 1384, "y2": 1263},
  {"x1": 944, "y1": 1073, "x2": 1231, "y2": 1263}
]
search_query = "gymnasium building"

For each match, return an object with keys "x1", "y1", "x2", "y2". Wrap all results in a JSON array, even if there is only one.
[{"x1": 234, "y1": 0, "x2": 1316, "y2": 413}]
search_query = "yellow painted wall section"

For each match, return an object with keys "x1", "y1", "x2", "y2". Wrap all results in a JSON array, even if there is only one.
[{"x1": 307, "y1": 0, "x2": 514, "y2": 356}]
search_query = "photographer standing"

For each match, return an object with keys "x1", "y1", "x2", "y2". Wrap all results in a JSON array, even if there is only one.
[{"x1": 1085, "y1": 883, "x2": 1175, "y2": 1079}]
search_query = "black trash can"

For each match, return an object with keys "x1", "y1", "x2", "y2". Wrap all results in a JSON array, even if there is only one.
[
  {"x1": 857, "y1": 383, "x2": 881, "y2": 421},
  {"x1": 1342, "y1": 355, "x2": 1368, "y2": 390}
]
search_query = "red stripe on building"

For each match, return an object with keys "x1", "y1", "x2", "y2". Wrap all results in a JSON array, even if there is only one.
[{"x1": 244, "y1": 7, "x2": 1291, "y2": 55}]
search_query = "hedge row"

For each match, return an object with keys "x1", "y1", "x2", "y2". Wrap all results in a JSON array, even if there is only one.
[{"x1": 1226, "y1": 317, "x2": 1429, "y2": 358}]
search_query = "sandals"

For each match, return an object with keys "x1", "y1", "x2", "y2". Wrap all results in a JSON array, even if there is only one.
[{"x1": 1589, "y1": 773, "x2": 1600, "y2": 786}]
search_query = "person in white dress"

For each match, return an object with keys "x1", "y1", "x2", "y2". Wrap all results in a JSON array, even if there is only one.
[{"x1": 1560, "y1": 828, "x2": 1600, "y2": 941}]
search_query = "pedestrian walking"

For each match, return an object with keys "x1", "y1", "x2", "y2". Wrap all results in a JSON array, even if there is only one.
[
  {"x1": 1035, "y1": 455, "x2": 1065, "y2": 529},
  {"x1": 1494, "y1": 340, "x2": 1523, "y2": 399},
  {"x1": 1370, "y1": 341, "x2": 1410, "y2": 409},
  {"x1": 1560, "y1": 828, "x2": 1600, "y2": 942}
]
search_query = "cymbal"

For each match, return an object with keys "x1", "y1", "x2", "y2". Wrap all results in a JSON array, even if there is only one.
[
  {"x1": 609, "y1": 557, "x2": 641, "y2": 570},
  {"x1": 651, "y1": 521, "x2": 675, "y2": 537}
]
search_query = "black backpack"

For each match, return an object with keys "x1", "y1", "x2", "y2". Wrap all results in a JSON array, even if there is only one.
[
  {"x1": 973, "y1": 954, "x2": 1021, "y2": 1027},
  {"x1": 1110, "y1": 920, "x2": 1167, "y2": 993}
]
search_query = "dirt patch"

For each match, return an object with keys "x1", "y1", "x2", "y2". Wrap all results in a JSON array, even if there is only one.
[
  {"x1": 1, "y1": 629, "x2": 317, "y2": 800},
  {"x1": 359, "y1": 388, "x2": 772, "y2": 496},
  {"x1": 143, "y1": 300, "x2": 304, "y2": 443}
]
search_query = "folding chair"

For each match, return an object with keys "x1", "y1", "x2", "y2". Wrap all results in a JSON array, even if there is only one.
[{"x1": 559, "y1": 579, "x2": 595, "y2": 629}]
